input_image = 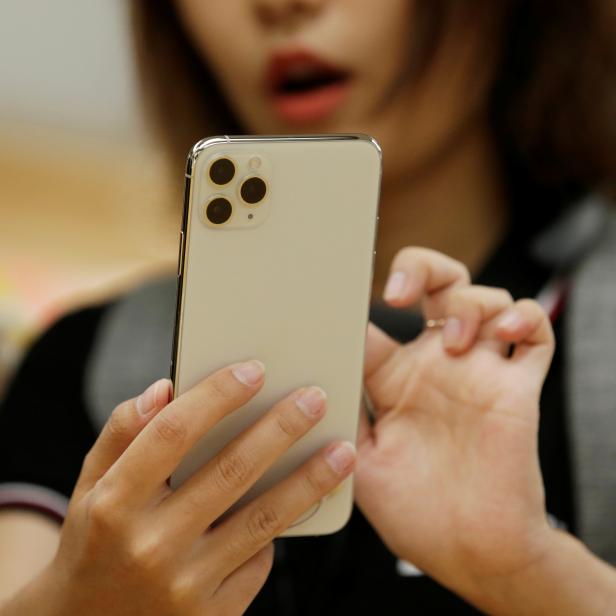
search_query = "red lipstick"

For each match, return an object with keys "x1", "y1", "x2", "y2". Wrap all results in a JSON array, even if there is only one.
[{"x1": 265, "y1": 50, "x2": 351, "y2": 124}]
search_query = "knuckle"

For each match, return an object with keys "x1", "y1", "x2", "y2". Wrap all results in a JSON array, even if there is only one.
[
  {"x1": 274, "y1": 410, "x2": 301, "y2": 438},
  {"x1": 453, "y1": 286, "x2": 512, "y2": 312},
  {"x1": 435, "y1": 250, "x2": 470, "y2": 283},
  {"x1": 246, "y1": 505, "x2": 283, "y2": 544},
  {"x1": 208, "y1": 373, "x2": 235, "y2": 402},
  {"x1": 87, "y1": 482, "x2": 124, "y2": 533},
  {"x1": 215, "y1": 450, "x2": 251, "y2": 492},
  {"x1": 125, "y1": 534, "x2": 167, "y2": 576},
  {"x1": 396, "y1": 246, "x2": 418, "y2": 262},
  {"x1": 518, "y1": 298, "x2": 541, "y2": 313},
  {"x1": 496, "y1": 287, "x2": 514, "y2": 303},
  {"x1": 395, "y1": 246, "x2": 426, "y2": 271},
  {"x1": 454, "y1": 263, "x2": 471, "y2": 284},
  {"x1": 302, "y1": 467, "x2": 328, "y2": 497},
  {"x1": 106, "y1": 404, "x2": 132, "y2": 441},
  {"x1": 482, "y1": 287, "x2": 513, "y2": 307},
  {"x1": 167, "y1": 572, "x2": 197, "y2": 608},
  {"x1": 152, "y1": 412, "x2": 187, "y2": 447},
  {"x1": 221, "y1": 533, "x2": 246, "y2": 565},
  {"x1": 520, "y1": 299, "x2": 554, "y2": 338},
  {"x1": 477, "y1": 288, "x2": 513, "y2": 314}
]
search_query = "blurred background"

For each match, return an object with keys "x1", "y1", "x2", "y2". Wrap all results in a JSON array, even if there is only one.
[{"x1": 0, "y1": 1, "x2": 180, "y2": 392}]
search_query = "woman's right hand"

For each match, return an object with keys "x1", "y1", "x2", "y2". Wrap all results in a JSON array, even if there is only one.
[{"x1": 2, "y1": 361, "x2": 355, "y2": 616}]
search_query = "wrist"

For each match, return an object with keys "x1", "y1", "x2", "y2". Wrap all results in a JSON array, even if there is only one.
[
  {"x1": 0, "y1": 563, "x2": 63, "y2": 616},
  {"x1": 469, "y1": 529, "x2": 616, "y2": 615}
]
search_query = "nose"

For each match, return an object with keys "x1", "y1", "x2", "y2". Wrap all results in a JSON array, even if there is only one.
[{"x1": 253, "y1": 0, "x2": 328, "y2": 27}]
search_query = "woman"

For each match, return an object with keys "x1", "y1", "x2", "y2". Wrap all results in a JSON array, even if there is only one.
[{"x1": 1, "y1": 0, "x2": 615, "y2": 613}]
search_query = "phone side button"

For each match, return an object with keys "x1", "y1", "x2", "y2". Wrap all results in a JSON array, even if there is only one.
[{"x1": 177, "y1": 231, "x2": 185, "y2": 277}]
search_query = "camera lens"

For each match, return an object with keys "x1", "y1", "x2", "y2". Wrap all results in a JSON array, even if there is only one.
[
  {"x1": 240, "y1": 176, "x2": 267, "y2": 204},
  {"x1": 209, "y1": 158, "x2": 235, "y2": 185},
  {"x1": 206, "y1": 197, "x2": 232, "y2": 225}
]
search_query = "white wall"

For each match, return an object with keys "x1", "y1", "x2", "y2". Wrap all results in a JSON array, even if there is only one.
[{"x1": 0, "y1": 0, "x2": 144, "y2": 142}]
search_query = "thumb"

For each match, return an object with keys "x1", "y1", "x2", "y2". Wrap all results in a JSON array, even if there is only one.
[
  {"x1": 74, "y1": 378, "x2": 172, "y2": 495},
  {"x1": 364, "y1": 322, "x2": 398, "y2": 379}
]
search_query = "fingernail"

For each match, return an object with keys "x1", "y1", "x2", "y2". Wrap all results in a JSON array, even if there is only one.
[
  {"x1": 384, "y1": 271, "x2": 407, "y2": 302},
  {"x1": 295, "y1": 387, "x2": 327, "y2": 418},
  {"x1": 136, "y1": 379, "x2": 170, "y2": 416},
  {"x1": 498, "y1": 310, "x2": 521, "y2": 331},
  {"x1": 232, "y1": 360, "x2": 265, "y2": 386},
  {"x1": 442, "y1": 317, "x2": 462, "y2": 349},
  {"x1": 325, "y1": 441, "x2": 356, "y2": 475}
]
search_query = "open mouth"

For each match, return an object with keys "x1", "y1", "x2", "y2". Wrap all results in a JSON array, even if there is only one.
[
  {"x1": 266, "y1": 51, "x2": 352, "y2": 124},
  {"x1": 274, "y1": 64, "x2": 350, "y2": 95}
]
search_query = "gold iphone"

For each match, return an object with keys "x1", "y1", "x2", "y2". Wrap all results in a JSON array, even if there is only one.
[{"x1": 170, "y1": 135, "x2": 381, "y2": 536}]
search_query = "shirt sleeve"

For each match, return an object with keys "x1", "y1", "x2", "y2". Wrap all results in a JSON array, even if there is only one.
[{"x1": 0, "y1": 306, "x2": 107, "y2": 517}]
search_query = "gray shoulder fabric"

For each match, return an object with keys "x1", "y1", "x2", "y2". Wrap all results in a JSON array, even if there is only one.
[
  {"x1": 531, "y1": 195, "x2": 609, "y2": 269},
  {"x1": 567, "y1": 207, "x2": 616, "y2": 564},
  {"x1": 84, "y1": 276, "x2": 177, "y2": 431}
]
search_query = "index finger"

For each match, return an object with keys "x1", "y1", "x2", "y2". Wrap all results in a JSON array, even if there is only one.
[
  {"x1": 383, "y1": 247, "x2": 470, "y2": 311},
  {"x1": 103, "y1": 360, "x2": 266, "y2": 506},
  {"x1": 75, "y1": 378, "x2": 172, "y2": 497}
]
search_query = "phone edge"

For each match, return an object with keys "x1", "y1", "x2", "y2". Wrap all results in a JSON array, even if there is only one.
[{"x1": 171, "y1": 133, "x2": 382, "y2": 397}]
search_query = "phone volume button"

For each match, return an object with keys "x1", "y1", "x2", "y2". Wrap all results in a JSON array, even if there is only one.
[{"x1": 177, "y1": 231, "x2": 185, "y2": 277}]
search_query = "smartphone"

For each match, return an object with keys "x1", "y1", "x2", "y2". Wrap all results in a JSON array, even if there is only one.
[{"x1": 169, "y1": 135, "x2": 381, "y2": 536}]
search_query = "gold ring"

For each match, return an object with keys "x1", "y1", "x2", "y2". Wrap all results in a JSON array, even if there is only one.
[{"x1": 425, "y1": 318, "x2": 447, "y2": 330}]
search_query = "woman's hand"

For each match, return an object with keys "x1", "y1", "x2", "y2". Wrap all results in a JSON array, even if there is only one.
[
  {"x1": 355, "y1": 248, "x2": 555, "y2": 604},
  {"x1": 3, "y1": 362, "x2": 354, "y2": 616}
]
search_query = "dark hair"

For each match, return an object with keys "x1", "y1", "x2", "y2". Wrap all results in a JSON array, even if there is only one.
[{"x1": 130, "y1": 1, "x2": 616, "y2": 201}]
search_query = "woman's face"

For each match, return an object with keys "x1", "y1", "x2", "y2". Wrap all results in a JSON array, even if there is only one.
[{"x1": 173, "y1": 0, "x2": 498, "y2": 183}]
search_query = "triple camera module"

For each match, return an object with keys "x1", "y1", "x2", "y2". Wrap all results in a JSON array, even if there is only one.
[{"x1": 204, "y1": 157, "x2": 268, "y2": 226}]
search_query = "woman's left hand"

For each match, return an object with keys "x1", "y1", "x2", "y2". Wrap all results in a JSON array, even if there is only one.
[{"x1": 355, "y1": 248, "x2": 556, "y2": 603}]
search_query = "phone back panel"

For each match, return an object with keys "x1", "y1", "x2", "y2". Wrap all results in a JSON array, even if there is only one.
[{"x1": 170, "y1": 135, "x2": 381, "y2": 536}]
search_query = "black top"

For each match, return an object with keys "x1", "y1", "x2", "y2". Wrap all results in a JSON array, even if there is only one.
[{"x1": 0, "y1": 228, "x2": 572, "y2": 615}]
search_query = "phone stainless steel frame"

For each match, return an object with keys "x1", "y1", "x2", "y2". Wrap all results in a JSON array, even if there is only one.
[
  {"x1": 170, "y1": 134, "x2": 381, "y2": 536},
  {"x1": 171, "y1": 134, "x2": 380, "y2": 384}
]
